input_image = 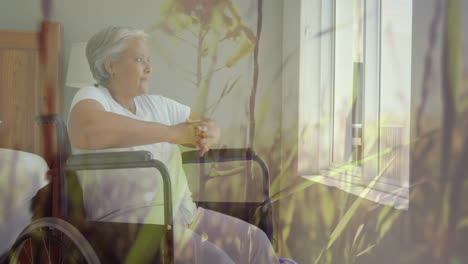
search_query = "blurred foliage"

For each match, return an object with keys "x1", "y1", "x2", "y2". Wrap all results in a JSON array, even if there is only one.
[
  {"x1": 157, "y1": 0, "x2": 255, "y2": 68},
  {"x1": 148, "y1": 0, "x2": 256, "y2": 114}
]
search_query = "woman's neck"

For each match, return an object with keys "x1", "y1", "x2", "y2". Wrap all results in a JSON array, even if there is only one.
[{"x1": 107, "y1": 87, "x2": 136, "y2": 114}]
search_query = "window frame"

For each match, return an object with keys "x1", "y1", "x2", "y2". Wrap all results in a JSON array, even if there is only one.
[{"x1": 284, "y1": 0, "x2": 410, "y2": 209}]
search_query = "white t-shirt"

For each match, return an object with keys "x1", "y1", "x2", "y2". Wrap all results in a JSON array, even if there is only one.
[{"x1": 68, "y1": 86, "x2": 197, "y2": 225}]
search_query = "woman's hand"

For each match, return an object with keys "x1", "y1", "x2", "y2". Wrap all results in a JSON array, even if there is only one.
[
  {"x1": 187, "y1": 119, "x2": 220, "y2": 156},
  {"x1": 169, "y1": 122, "x2": 201, "y2": 146}
]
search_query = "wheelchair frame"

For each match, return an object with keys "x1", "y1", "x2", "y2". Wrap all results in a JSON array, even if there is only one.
[{"x1": 4, "y1": 114, "x2": 273, "y2": 264}]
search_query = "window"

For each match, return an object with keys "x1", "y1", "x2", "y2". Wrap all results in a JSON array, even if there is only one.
[{"x1": 287, "y1": 0, "x2": 412, "y2": 209}]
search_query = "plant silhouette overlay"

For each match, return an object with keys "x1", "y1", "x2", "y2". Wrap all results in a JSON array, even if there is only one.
[
  {"x1": 13, "y1": 0, "x2": 466, "y2": 263},
  {"x1": 150, "y1": 0, "x2": 256, "y2": 116}
]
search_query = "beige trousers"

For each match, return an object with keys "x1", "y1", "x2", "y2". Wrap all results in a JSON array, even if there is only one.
[{"x1": 174, "y1": 207, "x2": 279, "y2": 264}]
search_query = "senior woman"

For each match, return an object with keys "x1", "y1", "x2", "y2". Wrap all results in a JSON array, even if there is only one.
[{"x1": 68, "y1": 26, "x2": 279, "y2": 264}]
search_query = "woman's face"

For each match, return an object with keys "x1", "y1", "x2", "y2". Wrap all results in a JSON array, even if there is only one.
[{"x1": 108, "y1": 37, "x2": 152, "y2": 96}]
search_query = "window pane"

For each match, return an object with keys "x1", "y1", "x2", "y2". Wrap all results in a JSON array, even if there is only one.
[
  {"x1": 379, "y1": 0, "x2": 412, "y2": 187},
  {"x1": 333, "y1": 0, "x2": 363, "y2": 165}
]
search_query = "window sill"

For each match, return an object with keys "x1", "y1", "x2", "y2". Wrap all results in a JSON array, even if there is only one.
[{"x1": 302, "y1": 170, "x2": 409, "y2": 210}]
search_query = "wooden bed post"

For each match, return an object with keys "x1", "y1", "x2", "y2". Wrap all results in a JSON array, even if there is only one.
[
  {"x1": 0, "y1": 21, "x2": 63, "y2": 158},
  {"x1": 0, "y1": 21, "x2": 63, "y2": 218}
]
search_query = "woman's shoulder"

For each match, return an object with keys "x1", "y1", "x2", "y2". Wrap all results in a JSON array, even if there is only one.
[
  {"x1": 76, "y1": 85, "x2": 108, "y2": 96},
  {"x1": 70, "y1": 86, "x2": 111, "y2": 111},
  {"x1": 73, "y1": 86, "x2": 112, "y2": 102}
]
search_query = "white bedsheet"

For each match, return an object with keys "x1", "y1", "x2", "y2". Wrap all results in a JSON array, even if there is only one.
[{"x1": 0, "y1": 148, "x2": 49, "y2": 254}]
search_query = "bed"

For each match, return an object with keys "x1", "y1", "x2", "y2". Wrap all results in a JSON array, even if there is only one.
[{"x1": 0, "y1": 149, "x2": 49, "y2": 254}]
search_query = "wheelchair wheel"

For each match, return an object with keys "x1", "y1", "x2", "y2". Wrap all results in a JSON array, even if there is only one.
[{"x1": 8, "y1": 217, "x2": 100, "y2": 264}]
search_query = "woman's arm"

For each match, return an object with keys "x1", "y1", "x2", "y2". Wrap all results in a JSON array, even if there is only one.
[{"x1": 69, "y1": 99, "x2": 198, "y2": 150}]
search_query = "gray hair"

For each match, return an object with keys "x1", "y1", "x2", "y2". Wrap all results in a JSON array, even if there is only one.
[{"x1": 86, "y1": 26, "x2": 148, "y2": 86}]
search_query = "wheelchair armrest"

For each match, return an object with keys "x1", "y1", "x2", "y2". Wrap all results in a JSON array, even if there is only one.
[
  {"x1": 66, "y1": 151, "x2": 153, "y2": 170},
  {"x1": 181, "y1": 148, "x2": 256, "y2": 164},
  {"x1": 65, "y1": 151, "x2": 173, "y2": 227}
]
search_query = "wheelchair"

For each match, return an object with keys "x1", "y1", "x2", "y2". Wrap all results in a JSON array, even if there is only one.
[{"x1": 1, "y1": 114, "x2": 298, "y2": 263}]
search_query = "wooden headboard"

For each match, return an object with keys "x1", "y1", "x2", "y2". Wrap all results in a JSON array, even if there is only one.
[{"x1": 0, "y1": 21, "x2": 63, "y2": 157}]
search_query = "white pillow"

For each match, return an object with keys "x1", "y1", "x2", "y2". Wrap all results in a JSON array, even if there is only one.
[
  {"x1": 0, "y1": 148, "x2": 49, "y2": 201},
  {"x1": 0, "y1": 148, "x2": 50, "y2": 254}
]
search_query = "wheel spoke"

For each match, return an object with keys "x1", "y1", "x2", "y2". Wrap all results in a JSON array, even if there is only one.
[
  {"x1": 42, "y1": 234, "x2": 51, "y2": 263},
  {"x1": 31, "y1": 241, "x2": 34, "y2": 264},
  {"x1": 26, "y1": 239, "x2": 33, "y2": 264}
]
